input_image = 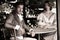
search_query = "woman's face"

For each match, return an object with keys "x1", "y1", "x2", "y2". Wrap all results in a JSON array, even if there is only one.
[
  {"x1": 45, "y1": 3, "x2": 50, "y2": 11},
  {"x1": 17, "y1": 5, "x2": 23, "y2": 14}
]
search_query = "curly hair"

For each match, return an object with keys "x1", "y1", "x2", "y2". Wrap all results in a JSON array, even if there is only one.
[{"x1": 43, "y1": 1, "x2": 53, "y2": 10}]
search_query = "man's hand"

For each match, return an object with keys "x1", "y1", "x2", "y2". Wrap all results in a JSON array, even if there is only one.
[
  {"x1": 29, "y1": 29, "x2": 35, "y2": 37},
  {"x1": 14, "y1": 25, "x2": 20, "y2": 30}
]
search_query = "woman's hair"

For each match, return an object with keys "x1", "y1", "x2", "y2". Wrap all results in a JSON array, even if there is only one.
[{"x1": 43, "y1": 1, "x2": 53, "y2": 10}]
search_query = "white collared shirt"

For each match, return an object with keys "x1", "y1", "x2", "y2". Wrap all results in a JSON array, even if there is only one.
[
  {"x1": 14, "y1": 14, "x2": 23, "y2": 30},
  {"x1": 17, "y1": 14, "x2": 23, "y2": 21}
]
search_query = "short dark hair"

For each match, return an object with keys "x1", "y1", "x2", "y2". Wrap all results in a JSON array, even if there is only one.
[
  {"x1": 13, "y1": 2, "x2": 24, "y2": 8},
  {"x1": 11, "y1": 2, "x2": 24, "y2": 14},
  {"x1": 43, "y1": 1, "x2": 53, "y2": 10}
]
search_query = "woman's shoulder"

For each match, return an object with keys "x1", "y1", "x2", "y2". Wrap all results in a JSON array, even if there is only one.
[{"x1": 51, "y1": 12, "x2": 56, "y2": 16}]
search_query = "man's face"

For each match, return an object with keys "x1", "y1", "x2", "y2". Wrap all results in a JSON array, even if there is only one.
[{"x1": 17, "y1": 5, "x2": 23, "y2": 14}]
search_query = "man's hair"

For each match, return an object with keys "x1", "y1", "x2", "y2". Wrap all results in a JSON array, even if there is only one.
[
  {"x1": 13, "y1": 2, "x2": 24, "y2": 8},
  {"x1": 43, "y1": 1, "x2": 53, "y2": 10}
]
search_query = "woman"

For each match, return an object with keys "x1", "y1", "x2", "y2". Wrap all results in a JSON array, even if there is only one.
[{"x1": 37, "y1": 1, "x2": 57, "y2": 40}]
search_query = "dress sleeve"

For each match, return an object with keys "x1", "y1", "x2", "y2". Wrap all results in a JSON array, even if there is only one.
[
  {"x1": 53, "y1": 14, "x2": 57, "y2": 29},
  {"x1": 47, "y1": 13, "x2": 57, "y2": 29},
  {"x1": 54, "y1": 14, "x2": 57, "y2": 25},
  {"x1": 37, "y1": 13, "x2": 46, "y2": 26}
]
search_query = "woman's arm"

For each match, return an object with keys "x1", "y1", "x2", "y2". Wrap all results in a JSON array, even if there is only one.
[{"x1": 37, "y1": 13, "x2": 47, "y2": 28}]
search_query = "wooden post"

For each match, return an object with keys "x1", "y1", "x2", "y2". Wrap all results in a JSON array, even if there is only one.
[{"x1": 14, "y1": 29, "x2": 16, "y2": 40}]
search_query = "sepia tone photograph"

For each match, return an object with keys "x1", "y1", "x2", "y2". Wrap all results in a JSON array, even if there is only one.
[{"x1": 0, "y1": 0, "x2": 58, "y2": 40}]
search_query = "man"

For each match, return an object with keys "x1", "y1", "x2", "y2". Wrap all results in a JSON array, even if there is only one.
[{"x1": 5, "y1": 2, "x2": 35, "y2": 39}]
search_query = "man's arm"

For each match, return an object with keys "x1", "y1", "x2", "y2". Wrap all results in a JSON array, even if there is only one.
[
  {"x1": 5, "y1": 14, "x2": 15, "y2": 29},
  {"x1": 23, "y1": 21, "x2": 32, "y2": 31},
  {"x1": 23, "y1": 21, "x2": 35, "y2": 37}
]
